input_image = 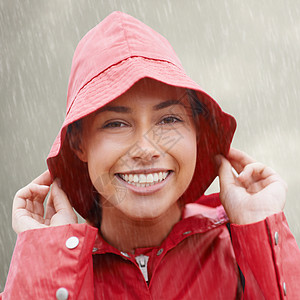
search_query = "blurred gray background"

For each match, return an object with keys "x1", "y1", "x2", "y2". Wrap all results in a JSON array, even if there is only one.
[{"x1": 1, "y1": 0, "x2": 299, "y2": 290}]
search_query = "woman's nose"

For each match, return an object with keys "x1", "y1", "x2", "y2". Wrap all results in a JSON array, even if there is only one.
[
  {"x1": 130, "y1": 128, "x2": 161, "y2": 163},
  {"x1": 132, "y1": 138, "x2": 160, "y2": 163}
]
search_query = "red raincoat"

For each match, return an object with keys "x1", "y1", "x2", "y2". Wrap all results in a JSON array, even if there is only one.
[
  {"x1": 2, "y1": 12, "x2": 300, "y2": 299},
  {"x1": 2, "y1": 194, "x2": 300, "y2": 299}
]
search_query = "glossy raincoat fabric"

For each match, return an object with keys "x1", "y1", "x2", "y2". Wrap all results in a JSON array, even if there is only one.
[
  {"x1": 2, "y1": 11, "x2": 300, "y2": 299},
  {"x1": 2, "y1": 195, "x2": 300, "y2": 299}
]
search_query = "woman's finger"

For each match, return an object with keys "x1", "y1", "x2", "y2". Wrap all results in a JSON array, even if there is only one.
[
  {"x1": 44, "y1": 188, "x2": 56, "y2": 224},
  {"x1": 227, "y1": 148, "x2": 256, "y2": 173},
  {"x1": 31, "y1": 200, "x2": 46, "y2": 223},
  {"x1": 216, "y1": 155, "x2": 236, "y2": 189},
  {"x1": 13, "y1": 184, "x2": 50, "y2": 211},
  {"x1": 50, "y1": 179, "x2": 77, "y2": 225},
  {"x1": 243, "y1": 176, "x2": 285, "y2": 194},
  {"x1": 238, "y1": 163, "x2": 276, "y2": 183},
  {"x1": 238, "y1": 162, "x2": 265, "y2": 181},
  {"x1": 51, "y1": 179, "x2": 74, "y2": 213},
  {"x1": 32, "y1": 170, "x2": 53, "y2": 186}
]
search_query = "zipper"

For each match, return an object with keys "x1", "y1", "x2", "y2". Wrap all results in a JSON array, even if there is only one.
[{"x1": 135, "y1": 254, "x2": 149, "y2": 283}]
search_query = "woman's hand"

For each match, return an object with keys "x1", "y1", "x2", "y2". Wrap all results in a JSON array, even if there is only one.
[
  {"x1": 12, "y1": 170, "x2": 78, "y2": 234},
  {"x1": 216, "y1": 148, "x2": 287, "y2": 225}
]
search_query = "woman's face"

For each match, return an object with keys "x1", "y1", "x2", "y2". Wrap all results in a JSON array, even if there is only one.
[{"x1": 77, "y1": 79, "x2": 197, "y2": 221}]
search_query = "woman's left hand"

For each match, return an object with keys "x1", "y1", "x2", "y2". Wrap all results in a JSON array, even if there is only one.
[{"x1": 216, "y1": 148, "x2": 287, "y2": 225}]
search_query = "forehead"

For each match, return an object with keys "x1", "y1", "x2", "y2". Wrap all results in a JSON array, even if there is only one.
[
  {"x1": 80, "y1": 78, "x2": 196, "y2": 131},
  {"x1": 99, "y1": 78, "x2": 187, "y2": 110}
]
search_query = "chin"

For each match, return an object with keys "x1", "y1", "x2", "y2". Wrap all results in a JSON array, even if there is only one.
[
  {"x1": 125, "y1": 212, "x2": 165, "y2": 222},
  {"x1": 122, "y1": 199, "x2": 178, "y2": 222}
]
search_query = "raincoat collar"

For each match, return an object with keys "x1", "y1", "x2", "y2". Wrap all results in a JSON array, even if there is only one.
[{"x1": 92, "y1": 200, "x2": 228, "y2": 257}]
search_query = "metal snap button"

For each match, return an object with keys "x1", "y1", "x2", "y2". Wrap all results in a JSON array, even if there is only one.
[
  {"x1": 56, "y1": 287, "x2": 69, "y2": 300},
  {"x1": 65, "y1": 236, "x2": 79, "y2": 249},
  {"x1": 157, "y1": 248, "x2": 163, "y2": 256}
]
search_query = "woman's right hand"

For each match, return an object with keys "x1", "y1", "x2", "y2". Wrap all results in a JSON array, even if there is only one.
[{"x1": 12, "y1": 170, "x2": 78, "y2": 234}]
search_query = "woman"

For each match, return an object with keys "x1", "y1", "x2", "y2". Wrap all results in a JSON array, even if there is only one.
[{"x1": 2, "y1": 11, "x2": 299, "y2": 299}]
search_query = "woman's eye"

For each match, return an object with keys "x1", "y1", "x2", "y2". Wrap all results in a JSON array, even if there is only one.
[
  {"x1": 103, "y1": 121, "x2": 127, "y2": 128},
  {"x1": 159, "y1": 116, "x2": 182, "y2": 125}
]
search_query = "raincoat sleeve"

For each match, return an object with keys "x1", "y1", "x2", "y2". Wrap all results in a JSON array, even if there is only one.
[
  {"x1": 0, "y1": 223, "x2": 98, "y2": 300},
  {"x1": 230, "y1": 212, "x2": 300, "y2": 299}
]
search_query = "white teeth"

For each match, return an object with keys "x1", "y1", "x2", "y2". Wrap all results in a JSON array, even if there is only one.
[
  {"x1": 158, "y1": 172, "x2": 162, "y2": 181},
  {"x1": 146, "y1": 174, "x2": 153, "y2": 183},
  {"x1": 139, "y1": 174, "x2": 147, "y2": 183},
  {"x1": 119, "y1": 171, "x2": 170, "y2": 186}
]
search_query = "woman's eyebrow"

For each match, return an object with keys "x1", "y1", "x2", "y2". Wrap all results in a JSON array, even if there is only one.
[
  {"x1": 96, "y1": 106, "x2": 132, "y2": 114},
  {"x1": 153, "y1": 99, "x2": 184, "y2": 111},
  {"x1": 96, "y1": 99, "x2": 184, "y2": 115}
]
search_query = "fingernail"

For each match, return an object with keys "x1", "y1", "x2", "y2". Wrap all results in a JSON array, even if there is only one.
[
  {"x1": 55, "y1": 178, "x2": 62, "y2": 188},
  {"x1": 214, "y1": 155, "x2": 222, "y2": 167}
]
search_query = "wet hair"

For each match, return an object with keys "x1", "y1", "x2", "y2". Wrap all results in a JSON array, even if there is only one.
[
  {"x1": 186, "y1": 89, "x2": 208, "y2": 119},
  {"x1": 67, "y1": 118, "x2": 83, "y2": 154}
]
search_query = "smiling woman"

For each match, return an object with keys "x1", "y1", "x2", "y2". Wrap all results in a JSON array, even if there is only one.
[
  {"x1": 2, "y1": 10, "x2": 300, "y2": 300},
  {"x1": 69, "y1": 79, "x2": 198, "y2": 251}
]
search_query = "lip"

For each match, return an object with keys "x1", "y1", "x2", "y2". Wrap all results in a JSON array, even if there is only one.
[{"x1": 115, "y1": 170, "x2": 173, "y2": 195}]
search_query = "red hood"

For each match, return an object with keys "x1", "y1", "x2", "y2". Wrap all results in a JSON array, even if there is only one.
[{"x1": 47, "y1": 11, "x2": 236, "y2": 222}]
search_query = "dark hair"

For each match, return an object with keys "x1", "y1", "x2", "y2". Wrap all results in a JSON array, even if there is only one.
[
  {"x1": 67, "y1": 119, "x2": 83, "y2": 154},
  {"x1": 186, "y1": 89, "x2": 208, "y2": 119}
]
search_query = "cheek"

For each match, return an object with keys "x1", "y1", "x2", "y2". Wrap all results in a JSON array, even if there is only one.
[
  {"x1": 171, "y1": 129, "x2": 197, "y2": 183},
  {"x1": 181, "y1": 135, "x2": 197, "y2": 173},
  {"x1": 84, "y1": 138, "x2": 128, "y2": 200},
  {"x1": 85, "y1": 139, "x2": 114, "y2": 185},
  {"x1": 86, "y1": 148, "x2": 121, "y2": 206}
]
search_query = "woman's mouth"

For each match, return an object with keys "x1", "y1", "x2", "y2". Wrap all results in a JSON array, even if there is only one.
[{"x1": 117, "y1": 171, "x2": 171, "y2": 187}]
